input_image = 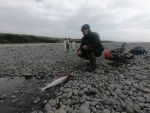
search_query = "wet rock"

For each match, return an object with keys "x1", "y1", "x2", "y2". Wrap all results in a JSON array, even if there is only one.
[{"x1": 0, "y1": 94, "x2": 8, "y2": 99}]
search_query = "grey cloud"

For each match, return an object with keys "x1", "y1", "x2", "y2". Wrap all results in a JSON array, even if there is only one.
[{"x1": 0, "y1": 0, "x2": 150, "y2": 42}]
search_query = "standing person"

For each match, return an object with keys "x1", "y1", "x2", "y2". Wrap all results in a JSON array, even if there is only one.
[
  {"x1": 63, "y1": 38, "x2": 67, "y2": 52},
  {"x1": 77, "y1": 24, "x2": 104, "y2": 72},
  {"x1": 66, "y1": 38, "x2": 70, "y2": 52},
  {"x1": 71, "y1": 40, "x2": 76, "y2": 51}
]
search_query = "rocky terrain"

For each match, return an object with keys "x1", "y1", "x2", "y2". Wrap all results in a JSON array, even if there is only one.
[{"x1": 0, "y1": 43, "x2": 150, "y2": 113}]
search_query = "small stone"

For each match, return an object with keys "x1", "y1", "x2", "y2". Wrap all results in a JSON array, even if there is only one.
[
  {"x1": 78, "y1": 90, "x2": 84, "y2": 96},
  {"x1": 55, "y1": 110, "x2": 66, "y2": 113},
  {"x1": 84, "y1": 101, "x2": 90, "y2": 107},
  {"x1": 121, "y1": 100, "x2": 126, "y2": 109},
  {"x1": 101, "y1": 99, "x2": 115, "y2": 105},
  {"x1": 83, "y1": 88, "x2": 88, "y2": 93},
  {"x1": 0, "y1": 94, "x2": 8, "y2": 99},
  {"x1": 107, "y1": 84, "x2": 115, "y2": 90},
  {"x1": 90, "y1": 101, "x2": 97, "y2": 106},
  {"x1": 79, "y1": 104, "x2": 90, "y2": 113},
  {"x1": 124, "y1": 81, "x2": 132, "y2": 86},
  {"x1": 106, "y1": 91, "x2": 110, "y2": 96},
  {"x1": 146, "y1": 98, "x2": 150, "y2": 103},
  {"x1": 11, "y1": 95, "x2": 16, "y2": 99},
  {"x1": 67, "y1": 92, "x2": 72, "y2": 98},
  {"x1": 72, "y1": 109, "x2": 77, "y2": 113},
  {"x1": 144, "y1": 103, "x2": 150, "y2": 108},
  {"x1": 62, "y1": 93, "x2": 67, "y2": 98},
  {"x1": 80, "y1": 99, "x2": 85, "y2": 103},
  {"x1": 64, "y1": 88, "x2": 72, "y2": 93},
  {"x1": 14, "y1": 90, "x2": 19, "y2": 94},
  {"x1": 126, "y1": 106, "x2": 134, "y2": 113},
  {"x1": 73, "y1": 89, "x2": 79, "y2": 95},
  {"x1": 120, "y1": 74, "x2": 124, "y2": 79},
  {"x1": 133, "y1": 83, "x2": 139, "y2": 89},
  {"x1": 0, "y1": 100, "x2": 4, "y2": 103},
  {"x1": 43, "y1": 100, "x2": 48, "y2": 104},
  {"x1": 138, "y1": 103, "x2": 144, "y2": 108},
  {"x1": 44, "y1": 103, "x2": 52, "y2": 112},
  {"x1": 60, "y1": 87, "x2": 65, "y2": 92},
  {"x1": 91, "y1": 106, "x2": 97, "y2": 112},
  {"x1": 137, "y1": 97, "x2": 145, "y2": 103},
  {"x1": 34, "y1": 98, "x2": 40, "y2": 104},
  {"x1": 143, "y1": 88, "x2": 150, "y2": 93},
  {"x1": 143, "y1": 94, "x2": 150, "y2": 99},
  {"x1": 115, "y1": 89, "x2": 122, "y2": 94},
  {"x1": 11, "y1": 99, "x2": 19, "y2": 103},
  {"x1": 116, "y1": 105, "x2": 123, "y2": 112},
  {"x1": 103, "y1": 109, "x2": 110, "y2": 113},
  {"x1": 120, "y1": 95, "x2": 126, "y2": 100},
  {"x1": 128, "y1": 91, "x2": 133, "y2": 95},
  {"x1": 31, "y1": 110, "x2": 43, "y2": 113}
]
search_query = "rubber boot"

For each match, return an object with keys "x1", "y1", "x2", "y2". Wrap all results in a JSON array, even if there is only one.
[{"x1": 86, "y1": 52, "x2": 96, "y2": 72}]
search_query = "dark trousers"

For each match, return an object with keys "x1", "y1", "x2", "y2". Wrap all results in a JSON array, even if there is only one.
[{"x1": 78, "y1": 47, "x2": 103, "y2": 64}]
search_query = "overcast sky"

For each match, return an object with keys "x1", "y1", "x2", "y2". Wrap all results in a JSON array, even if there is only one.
[{"x1": 0, "y1": 0, "x2": 150, "y2": 42}]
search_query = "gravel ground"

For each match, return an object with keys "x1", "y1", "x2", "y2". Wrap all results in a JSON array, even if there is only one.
[{"x1": 0, "y1": 42, "x2": 150, "y2": 113}]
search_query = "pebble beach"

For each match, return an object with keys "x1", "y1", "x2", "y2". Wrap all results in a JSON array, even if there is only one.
[{"x1": 0, "y1": 43, "x2": 150, "y2": 113}]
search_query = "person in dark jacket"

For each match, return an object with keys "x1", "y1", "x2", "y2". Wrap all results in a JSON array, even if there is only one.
[{"x1": 77, "y1": 24, "x2": 104, "y2": 72}]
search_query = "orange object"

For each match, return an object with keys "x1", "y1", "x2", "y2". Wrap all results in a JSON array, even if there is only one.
[{"x1": 104, "y1": 50, "x2": 115, "y2": 60}]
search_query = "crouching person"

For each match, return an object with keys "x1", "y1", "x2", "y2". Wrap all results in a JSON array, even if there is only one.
[{"x1": 77, "y1": 24, "x2": 104, "y2": 72}]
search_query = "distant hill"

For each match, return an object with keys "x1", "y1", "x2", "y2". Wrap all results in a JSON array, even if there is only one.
[
  {"x1": 0, "y1": 33, "x2": 64, "y2": 44},
  {"x1": 0, "y1": 33, "x2": 113, "y2": 44},
  {"x1": 73, "y1": 39, "x2": 113, "y2": 43}
]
